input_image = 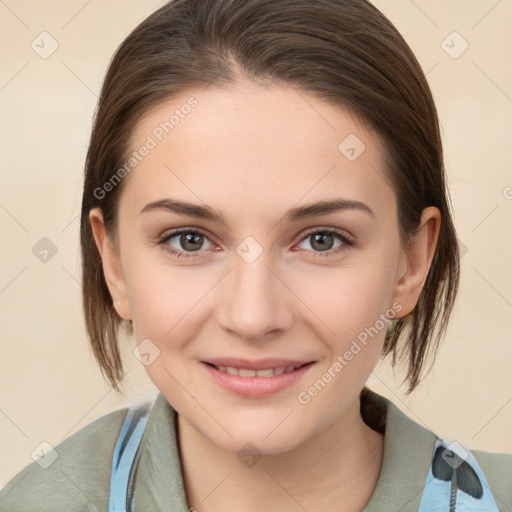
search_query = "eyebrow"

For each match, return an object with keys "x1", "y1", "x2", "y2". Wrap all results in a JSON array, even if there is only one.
[{"x1": 140, "y1": 197, "x2": 374, "y2": 225}]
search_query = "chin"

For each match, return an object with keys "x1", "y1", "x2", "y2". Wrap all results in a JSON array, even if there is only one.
[{"x1": 206, "y1": 421, "x2": 308, "y2": 457}]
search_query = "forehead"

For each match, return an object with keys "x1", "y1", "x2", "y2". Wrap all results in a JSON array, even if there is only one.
[{"x1": 121, "y1": 80, "x2": 394, "y2": 222}]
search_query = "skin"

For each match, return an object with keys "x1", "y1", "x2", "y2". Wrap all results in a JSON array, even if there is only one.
[{"x1": 90, "y1": 78, "x2": 440, "y2": 511}]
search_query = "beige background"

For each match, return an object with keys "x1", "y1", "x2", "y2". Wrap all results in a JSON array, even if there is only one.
[{"x1": 1, "y1": 0, "x2": 511, "y2": 487}]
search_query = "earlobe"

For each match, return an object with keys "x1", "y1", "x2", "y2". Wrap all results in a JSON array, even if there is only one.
[
  {"x1": 88, "y1": 207, "x2": 132, "y2": 321},
  {"x1": 390, "y1": 207, "x2": 441, "y2": 318}
]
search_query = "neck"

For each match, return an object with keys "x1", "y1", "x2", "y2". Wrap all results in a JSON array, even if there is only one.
[{"x1": 177, "y1": 396, "x2": 384, "y2": 512}]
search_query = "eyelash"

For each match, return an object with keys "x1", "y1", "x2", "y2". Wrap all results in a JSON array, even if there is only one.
[{"x1": 157, "y1": 227, "x2": 355, "y2": 260}]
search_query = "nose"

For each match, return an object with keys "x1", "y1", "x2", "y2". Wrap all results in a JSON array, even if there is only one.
[{"x1": 216, "y1": 250, "x2": 293, "y2": 342}]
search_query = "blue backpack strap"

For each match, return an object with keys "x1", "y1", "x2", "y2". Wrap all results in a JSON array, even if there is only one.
[
  {"x1": 418, "y1": 437, "x2": 500, "y2": 511},
  {"x1": 108, "y1": 402, "x2": 153, "y2": 512}
]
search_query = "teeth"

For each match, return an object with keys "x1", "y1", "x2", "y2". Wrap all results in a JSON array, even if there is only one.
[
  {"x1": 239, "y1": 368, "x2": 256, "y2": 377},
  {"x1": 214, "y1": 364, "x2": 301, "y2": 377},
  {"x1": 255, "y1": 368, "x2": 274, "y2": 377}
]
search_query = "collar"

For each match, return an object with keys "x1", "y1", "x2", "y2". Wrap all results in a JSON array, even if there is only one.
[
  {"x1": 360, "y1": 386, "x2": 437, "y2": 511},
  {"x1": 134, "y1": 386, "x2": 437, "y2": 511}
]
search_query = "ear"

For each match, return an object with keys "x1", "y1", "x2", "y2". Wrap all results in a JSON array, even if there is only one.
[
  {"x1": 389, "y1": 206, "x2": 441, "y2": 318},
  {"x1": 89, "y1": 207, "x2": 132, "y2": 321}
]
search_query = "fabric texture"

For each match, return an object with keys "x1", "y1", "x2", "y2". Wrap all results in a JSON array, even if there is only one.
[
  {"x1": 418, "y1": 438, "x2": 500, "y2": 511},
  {"x1": 1, "y1": 386, "x2": 511, "y2": 512}
]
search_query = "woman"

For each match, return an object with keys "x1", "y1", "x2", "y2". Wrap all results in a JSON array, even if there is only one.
[{"x1": 1, "y1": 0, "x2": 510, "y2": 511}]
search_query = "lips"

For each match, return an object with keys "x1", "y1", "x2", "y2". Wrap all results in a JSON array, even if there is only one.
[{"x1": 201, "y1": 358, "x2": 316, "y2": 398}]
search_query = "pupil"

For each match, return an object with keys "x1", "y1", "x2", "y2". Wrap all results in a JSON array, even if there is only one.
[
  {"x1": 182, "y1": 233, "x2": 201, "y2": 251},
  {"x1": 312, "y1": 233, "x2": 333, "y2": 251}
]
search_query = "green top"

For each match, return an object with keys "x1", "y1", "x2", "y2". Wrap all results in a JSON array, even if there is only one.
[{"x1": 1, "y1": 386, "x2": 511, "y2": 511}]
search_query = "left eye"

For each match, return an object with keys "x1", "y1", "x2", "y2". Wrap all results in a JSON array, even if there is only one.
[{"x1": 296, "y1": 228, "x2": 354, "y2": 256}]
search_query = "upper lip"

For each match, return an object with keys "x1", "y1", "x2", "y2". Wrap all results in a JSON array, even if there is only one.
[{"x1": 203, "y1": 358, "x2": 314, "y2": 370}]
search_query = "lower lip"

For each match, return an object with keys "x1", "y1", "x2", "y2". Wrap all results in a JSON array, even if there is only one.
[{"x1": 201, "y1": 361, "x2": 316, "y2": 398}]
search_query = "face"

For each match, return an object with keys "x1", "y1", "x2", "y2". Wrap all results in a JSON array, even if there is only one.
[{"x1": 90, "y1": 78, "x2": 439, "y2": 455}]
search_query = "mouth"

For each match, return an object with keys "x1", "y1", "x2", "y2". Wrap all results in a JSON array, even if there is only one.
[
  {"x1": 203, "y1": 361, "x2": 311, "y2": 377},
  {"x1": 200, "y1": 359, "x2": 316, "y2": 398}
]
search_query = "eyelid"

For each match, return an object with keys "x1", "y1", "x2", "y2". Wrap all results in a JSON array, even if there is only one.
[{"x1": 294, "y1": 226, "x2": 355, "y2": 245}]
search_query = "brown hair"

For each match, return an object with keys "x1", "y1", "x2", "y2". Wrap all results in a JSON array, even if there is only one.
[{"x1": 80, "y1": 0, "x2": 460, "y2": 395}]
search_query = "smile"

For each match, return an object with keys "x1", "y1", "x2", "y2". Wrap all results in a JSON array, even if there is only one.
[
  {"x1": 207, "y1": 363, "x2": 305, "y2": 377},
  {"x1": 201, "y1": 360, "x2": 316, "y2": 398}
]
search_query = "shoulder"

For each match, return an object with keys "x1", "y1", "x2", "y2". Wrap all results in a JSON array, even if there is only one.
[
  {"x1": 361, "y1": 387, "x2": 512, "y2": 510},
  {"x1": 471, "y1": 447, "x2": 512, "y2": 504},
  {"x1": 472, "y1": 446, "x2": 512, "y2": 472},
  {"x1": 0, "y1": 405, "x2": 131, "y2": 512}
]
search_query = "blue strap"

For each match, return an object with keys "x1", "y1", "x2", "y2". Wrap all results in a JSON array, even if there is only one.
[
  {"x1": 418, "y1": 437, "x2": 500, "y2": 511},
  {"x1": 108, "y1": 403, "x2": 152, "y2": 512}
]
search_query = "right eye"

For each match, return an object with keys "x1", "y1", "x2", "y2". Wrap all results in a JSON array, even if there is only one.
[{"x1": 158, "y1": 228, "x2": 216, "y2": 258}]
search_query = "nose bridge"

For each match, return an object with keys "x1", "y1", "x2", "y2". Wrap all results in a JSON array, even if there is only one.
[{"x1": 218, "y1": 243, "x2": 290, "y2": 340}]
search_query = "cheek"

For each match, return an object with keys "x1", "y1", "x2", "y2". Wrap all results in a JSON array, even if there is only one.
[
  {"x1": 295, "y1": 262, "x2": 397, "y2": 340},
  {"x1": 123, "y1": 252, "x2": 215, "y2": 343},
  {"x1": 291, "y1": 246, "x2": 401, "y2": 382},
  {"x1": 295, "y1": 266, "x2": 397, "y2": 417}
]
